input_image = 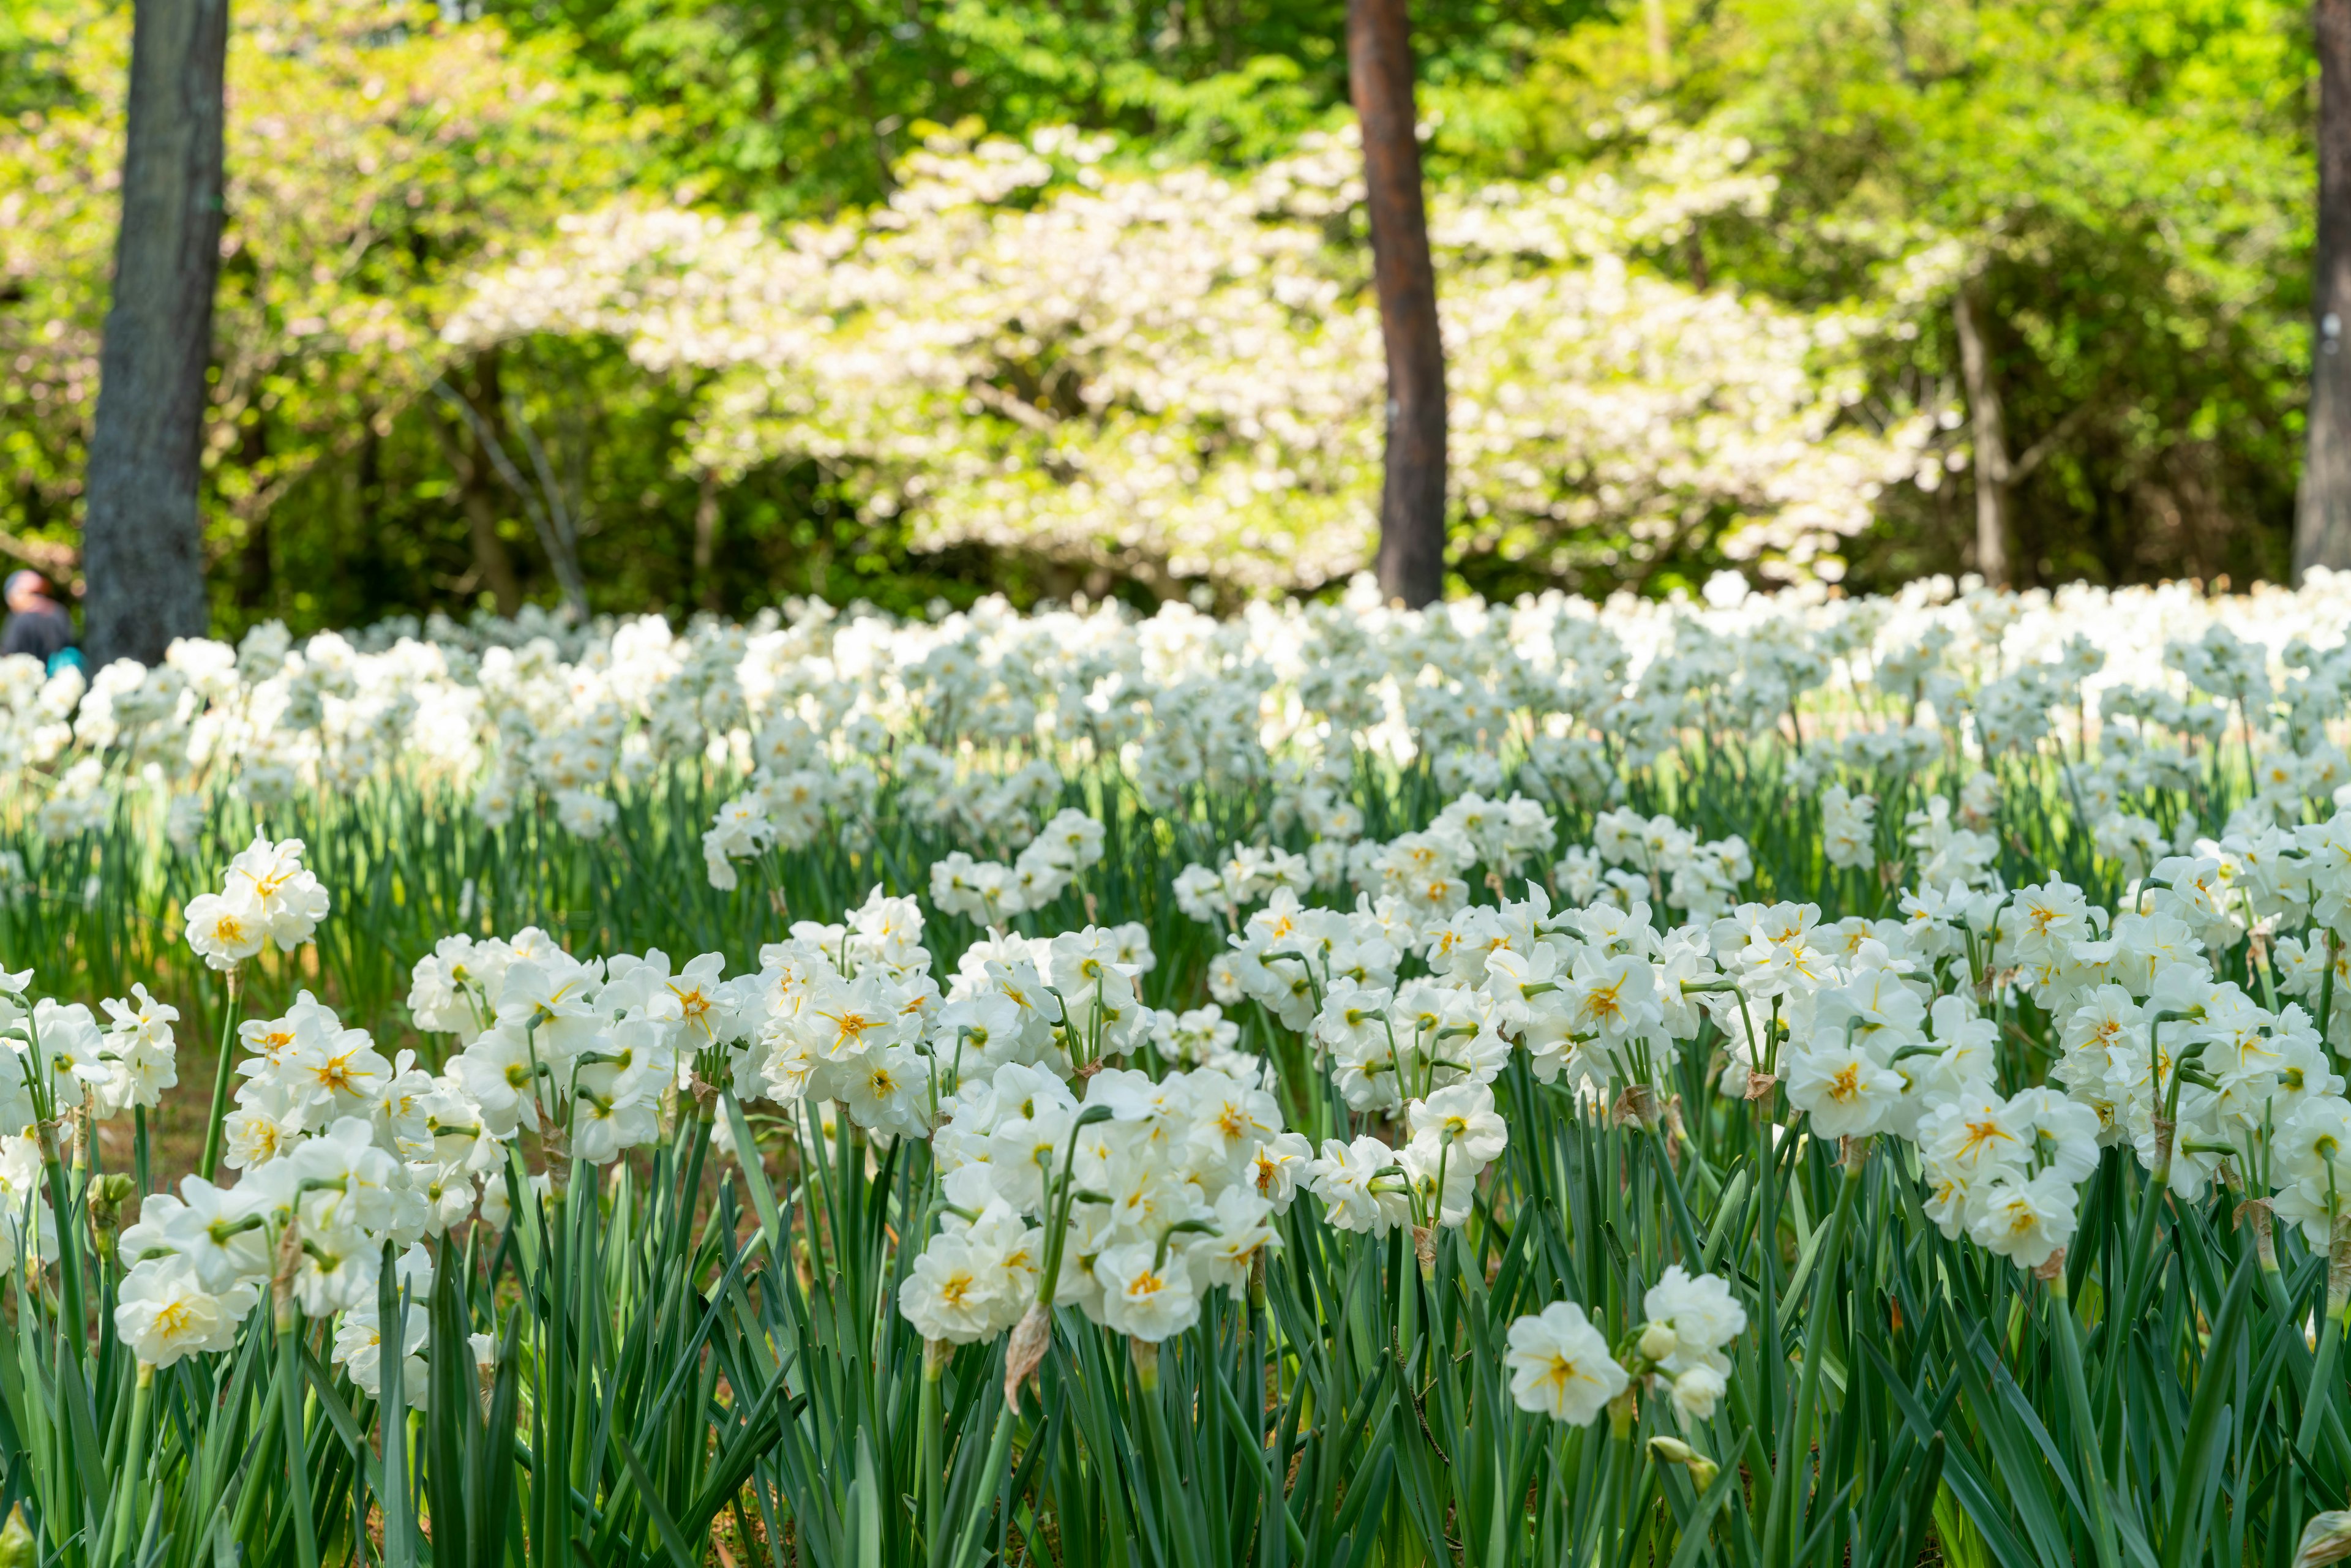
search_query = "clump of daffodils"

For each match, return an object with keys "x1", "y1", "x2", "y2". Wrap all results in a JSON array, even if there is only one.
[
  {"x1": 928, "y1": 808, "x2": 1109, "y2": 923},
  {"x1": 901, "y1": 1056, "x2": 1295, "y2": 1347},
  {"x1": 1633, "y1": 1267, "x2": 1749, "y2": 1420},
  {"x1": 699, "y1": 715, "x2": 879, "y2": 887},
  {"x1": 182, "y1": 834, "x2": 331, "y2": 972},
  {"x1": 1507, "y1": 1267, "x2": 1746, "y2": 1429},
  {"x1": 0, "y1": 973, "x2": 182, "y2": 1134},
  {"x1": 765, "y1": 896, "x2": 1301, "y2": 1350},
  {"x1": 1281, "y1": 877, "x2": 1698, "y2": 1125},
  {"x1": 100, "y1": 912, "x2": 762, "y2": 1375}
]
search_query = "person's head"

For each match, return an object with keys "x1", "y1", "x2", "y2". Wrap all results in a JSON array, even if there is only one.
[{"x1": 3, "y1": 571, "x2": 53, "y2": 613}]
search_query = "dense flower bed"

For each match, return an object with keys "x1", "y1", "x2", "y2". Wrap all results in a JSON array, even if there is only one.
[{"x1": 7, "y1": 570, "x2": 2351, "y2": 1565}]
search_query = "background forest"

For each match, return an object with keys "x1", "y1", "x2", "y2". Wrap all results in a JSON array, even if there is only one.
[{"x1": 0, "y1": 0, "x2": 2314, "y2": 631}]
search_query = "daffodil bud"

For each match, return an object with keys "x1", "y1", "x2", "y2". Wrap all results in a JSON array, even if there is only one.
[
  {"x1": 0, "y1": 1506, "x2": 31, "y2": 1568},
  {"x1": 86, "y1": 1171, "x2": 133, "y2": 1263},
  {"x1": 1648, "y1": 1435, "x2": 1719, "y2": 1490},
  {"x1": 2294, "y1": 1510, "x2": 2351, "y2": 1568}
]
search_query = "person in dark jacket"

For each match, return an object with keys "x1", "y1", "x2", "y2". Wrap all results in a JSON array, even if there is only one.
[{"x1": 2, "y1": 571, "x2": 77, "y2": 671}]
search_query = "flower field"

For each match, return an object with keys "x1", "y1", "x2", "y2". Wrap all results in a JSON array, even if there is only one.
[{"x1": 8, "y1": 570, "x2": 2351, "y2": 1565}]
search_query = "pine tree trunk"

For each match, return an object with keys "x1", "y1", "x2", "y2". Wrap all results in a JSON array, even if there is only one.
[
  {"x1": 1349, "y1": 0, "x2": 1448, "y2": 609},
  {"x1": 81, "y1": 0, "x2": 230, "y2": 666},
  {"x1": 1953, "y1": 281, "x2": 2012, "y2": 588},
  {"x1": 2300, "y1": 0, "x2": 2351, "y2": 576}
]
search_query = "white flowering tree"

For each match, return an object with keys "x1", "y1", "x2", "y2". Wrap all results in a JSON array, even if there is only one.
[{"x1": 444, "y1": 124, "x2": 1939, "y2": 594}]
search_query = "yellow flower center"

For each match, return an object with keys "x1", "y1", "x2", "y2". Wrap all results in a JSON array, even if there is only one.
[{"x1": 1959, "y1": 1119, "x2": 2017, "y2": 1162}]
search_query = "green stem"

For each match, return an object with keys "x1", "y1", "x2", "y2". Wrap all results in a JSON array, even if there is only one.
[
  {"x1": 2298, "y1": 1220, "x2": 2351, "y2": 1457},
  {"x1": 921, "y1": 1344, "x2": 945, "y2": 1568},
  {"x1": 277, "y1": 1304, "x2": 320, "y2": 1568},
  {"x1": 2110, "y1": 1011, "x2": 2191, "y2": 1347},
  {"x1": 947, "y1": 1401, "x2": 1017, "y2": 1568},
  {"x1": 1763, "y1": 1139, "x2": 1864, "y2": 1568},
  {"x1": 199, "y1": 970, "x2": 243, "y2": 1182},
  {"x1": 228, "y1": 1378, "x2": 285, "y2": 1544},
  {"x1": 2047, "y1": 1272, "x2": 2120, "y2": 1568},
  {"x1": 37, "y1": 1141, "x2": 86, "y2": 1372},
  {"x1": 2252, "y1": 1237, "x2": 2351, "y2": 1474},
  {"x1": 1134, "y1": 1338, "x2": 1208, "y2": 1568},
  {"x1": 2321, "y1": 932, "x2": 2340, "y2": 1050},
  {"x1": 1646, "y1": 1117, "x2": 1704, "y2": 1266},
  {"x1": 103, "y1": 1360, "x2": 155, "y2": 1566},
  {"x1": 1752, "y1": 1095, "x2": 1785, "y2": 1480},
  {"x1": 2301, "y1": 1311, "x2": 2343, "y2": 1461},
  {"x1": 1575, "y1": 1429, "x2": 1621, "y2": 1565}
]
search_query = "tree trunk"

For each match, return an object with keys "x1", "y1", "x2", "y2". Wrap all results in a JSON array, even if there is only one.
[
  {"x1": 1953, "y1": 280, "x2": 2012, "y2": 588},
  {"x1": 81, "y1": 0, "x2": 230, "y2": 666},
  {"x1": 692, "y1": 468, "x2": 723, "y2": 612},
  {"x1": 432, "y1": 351, "x2": 522, "y2": 616},
  {"x1": 1349, "y1": 0, "x2": 1448, "y2": 609},
  {"x1": 460, "y1": 470, "x2": 523, "y2": 619},
  {"x1": 2300, "y1": 0, "x2": 2351, "y2": 576}
]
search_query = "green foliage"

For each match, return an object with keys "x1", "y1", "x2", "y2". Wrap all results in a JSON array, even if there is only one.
[
  {"x1": 487, "y1": 0, "x2": 1599, "y2": 217},
  {"x1": 0, "y1": 0, "x2": 2328, "y2": 632},
  {"x1": 1440, "y1": 0, "x2": 2315, "y2": 590},
  {"x1": 0, "y1": 0, "x2": 666, "y2": 629},
  {"x1": 0, "y1": 1, "x2": 81, "y2": 118}
]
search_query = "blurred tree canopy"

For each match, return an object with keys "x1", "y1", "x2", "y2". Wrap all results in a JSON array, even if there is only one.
[
  {"x1": 1600, "y1": 0, "x2": 2312, "y2": 593},
  {"x1": 0, "y1": 0, "x2": 2320, "y2": 634},
  {"x1": 483, "y1": 0, "x2": 1594, "y2": 214}
]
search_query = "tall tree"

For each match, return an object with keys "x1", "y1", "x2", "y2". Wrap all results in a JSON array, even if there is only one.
[
  {"x1": 2300, "y1": 0, "x2": 2351, "y2": 577},
  {"x1": 1952, "y1": 279, "x2": 2012, "y2": 587},
  {"x1": 81, "y1": 0, "x2": 228, "y2": 664},
  {"x1": 1349, "y1": 0, "x2": 1449, "y2": 608},
  {"x1": 429, "y1": 351, "x2": 525, "y2": 618}
]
